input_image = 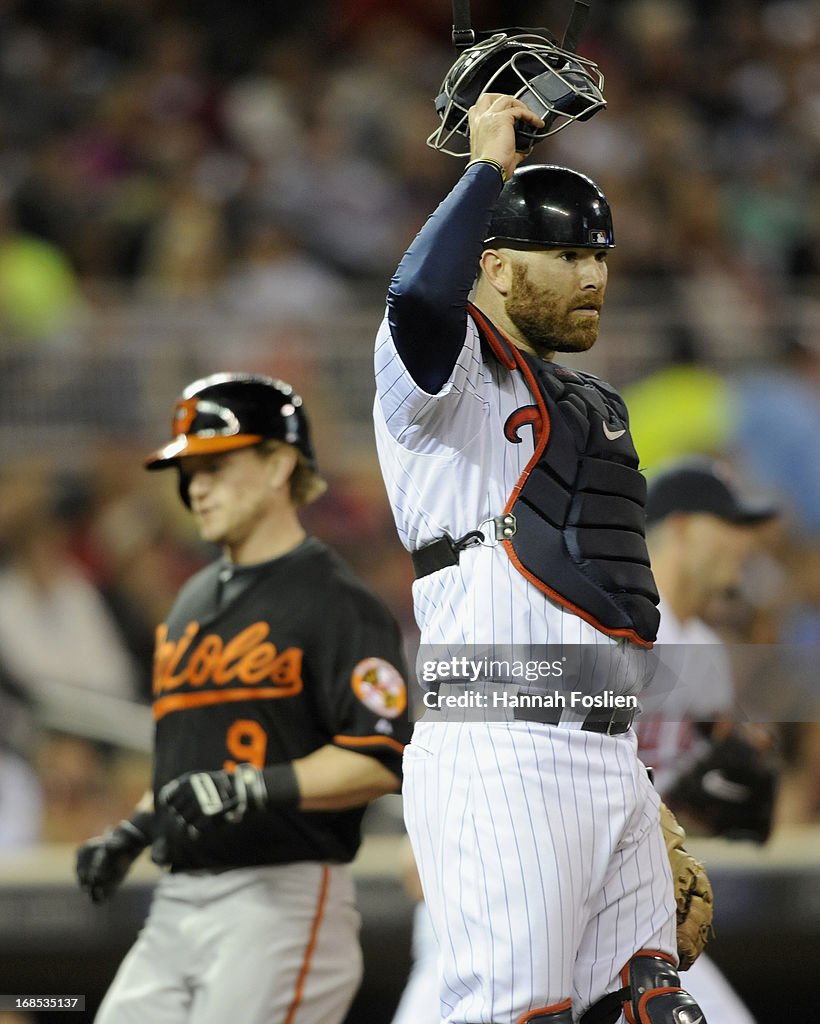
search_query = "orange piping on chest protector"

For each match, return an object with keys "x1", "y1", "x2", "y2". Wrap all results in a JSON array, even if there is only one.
[
  {"x1": 469, "y1": 304, "x2": 653, "y2": 650},
  {"x1": 468, "y1": 303, "x2": 552, "y2": 497},
  {"x1": 283, "y1": 865, "x2": 331, "y2": 1024}
]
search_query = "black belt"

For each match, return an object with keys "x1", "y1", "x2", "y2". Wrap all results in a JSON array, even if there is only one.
[
  {"x1": 412, "y1": 515, "x2": 517, "y2": 579},
  {"x1": 513, "y1": 703, "x2": 636, "y2": 735}
]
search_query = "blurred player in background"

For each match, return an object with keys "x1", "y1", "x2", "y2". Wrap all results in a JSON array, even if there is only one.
[
  {"x1": 638, "y1": 457, "x2": 781, "y2": 1024},
  {"x1": 374, "y1": 91, "x2": 709, "y2": 1024},
  {"x1": 76, "y1": 372, "x2": 411, "y2": 1024}
]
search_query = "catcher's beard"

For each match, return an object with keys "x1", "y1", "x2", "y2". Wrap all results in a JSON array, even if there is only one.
[{"x1": 505, "y1": 262, "x2": 601, "y2": 359}]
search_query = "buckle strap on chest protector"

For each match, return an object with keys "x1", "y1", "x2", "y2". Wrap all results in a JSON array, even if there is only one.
[{"x1": 412, "y1": 514, "x2": 517, "y2": 578}]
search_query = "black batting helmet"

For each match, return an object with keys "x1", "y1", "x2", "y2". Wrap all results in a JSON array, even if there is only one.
[
  {"x1": 484, "y1": 165, "x2": 614, "y2": 249},
  {"x1": 145, "y1": 373, "x2": 317, "y2": 473},
  {"x1": 428, "y1": 31, "x2": 606, "y2": 157}
]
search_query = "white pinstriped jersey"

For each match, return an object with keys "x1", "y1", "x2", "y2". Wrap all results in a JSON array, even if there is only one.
[{"x1": 374, "y1": 310, "x2": 652, "y2": 697}]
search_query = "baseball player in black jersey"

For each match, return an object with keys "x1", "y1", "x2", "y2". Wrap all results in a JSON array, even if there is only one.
[{"x1": 76, "y1": 373, "x2": 411, "y2": 1024}]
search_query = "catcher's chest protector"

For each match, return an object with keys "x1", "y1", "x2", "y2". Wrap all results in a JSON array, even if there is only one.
[{"x1": 471, "y1": 305, "x2": 660, "y2": 646}]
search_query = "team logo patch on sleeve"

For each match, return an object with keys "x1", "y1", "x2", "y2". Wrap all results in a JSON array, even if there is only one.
[{"x1": 351, "y1": 658, "x2": 407, "y2": 719}]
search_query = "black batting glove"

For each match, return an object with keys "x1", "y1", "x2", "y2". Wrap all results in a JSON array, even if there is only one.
[
  {"x1": 157, "y1": 764, "x2": 269, "y2": 835},
  {"x1": 158, "y1": 763, "x2": 300, "y2": 836},
  {"x1": 76, "y1": 812, "x2": 153, "y2": 904}
]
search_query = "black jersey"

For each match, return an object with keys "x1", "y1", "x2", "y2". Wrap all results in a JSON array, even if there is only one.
[{"x1": 151, "y1": 537, "x2": 410, "y2": 871}]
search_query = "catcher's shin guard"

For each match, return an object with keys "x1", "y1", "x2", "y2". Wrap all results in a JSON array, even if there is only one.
[
  {"x1": 579, "y1": 951, "x2": 707, "y2": 1024},
  {"x1": 516, "y1": 999, "x2": 573, "y2": 1022},
  {"x1": 624, "y1": 951, "x2": 706, "y2": 1024}
]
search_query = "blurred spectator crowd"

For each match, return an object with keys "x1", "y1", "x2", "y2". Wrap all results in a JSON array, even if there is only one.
[
  {"x1": 0, "y1": 0, "x2": 819, "y2": 850},
  {"x1": 0, "y1": 0, "x2": 818, "y2": 324}
]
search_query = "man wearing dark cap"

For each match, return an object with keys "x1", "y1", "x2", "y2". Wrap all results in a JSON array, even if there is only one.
[
  {"x1": 75, "y1": 373, "x2": 411, "y2": 1024},
  {"x1": 639, "y1": 456, "x2": 780, "y2": 1024},
  {"x1": 645, "y1": 456, "x2": 780, "y2": 532}
]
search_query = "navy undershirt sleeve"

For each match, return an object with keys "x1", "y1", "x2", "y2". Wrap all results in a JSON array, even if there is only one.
[{"x1": 386, "y1": 162, "x2": 504, "y2": 394}]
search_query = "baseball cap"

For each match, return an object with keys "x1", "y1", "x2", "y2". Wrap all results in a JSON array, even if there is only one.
[{"x1": 645, "y1": 458, "x2": 779, "y2": 526}]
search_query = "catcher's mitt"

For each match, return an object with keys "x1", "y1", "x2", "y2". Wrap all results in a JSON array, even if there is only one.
[
  {"x1": 659, "y1": 801, "x2": 713, "y2": 971},
  {"x1": 666, "y1": 724, "x2": 779, "y2": 844}
]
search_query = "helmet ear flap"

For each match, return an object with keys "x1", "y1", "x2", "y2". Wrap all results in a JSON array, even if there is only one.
[{"x1": 177, "y1": 468, "x2": 192, "y2": 509}]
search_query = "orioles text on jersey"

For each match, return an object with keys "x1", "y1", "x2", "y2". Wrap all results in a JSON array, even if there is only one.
[{"x1": 152, "y1": 620, "x2": 303, "y2": 721}]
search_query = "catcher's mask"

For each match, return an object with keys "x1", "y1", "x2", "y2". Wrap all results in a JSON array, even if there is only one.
[
  {"x1": 428, "y1": 30, "x2": 606, "y2": 157},
  {"x1": 145, "y1": 372, "x2": 317, "y2": 505}
]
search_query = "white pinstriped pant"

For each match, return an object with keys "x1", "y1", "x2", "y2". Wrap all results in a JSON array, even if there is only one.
[{"x1": 403, "y1": 719, "x2": 677, "y2": 1024}]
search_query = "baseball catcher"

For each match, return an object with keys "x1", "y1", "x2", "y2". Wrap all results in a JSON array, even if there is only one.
[{"x1": 373, "y1": 0, "x2": 716, "y2": 1010}]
